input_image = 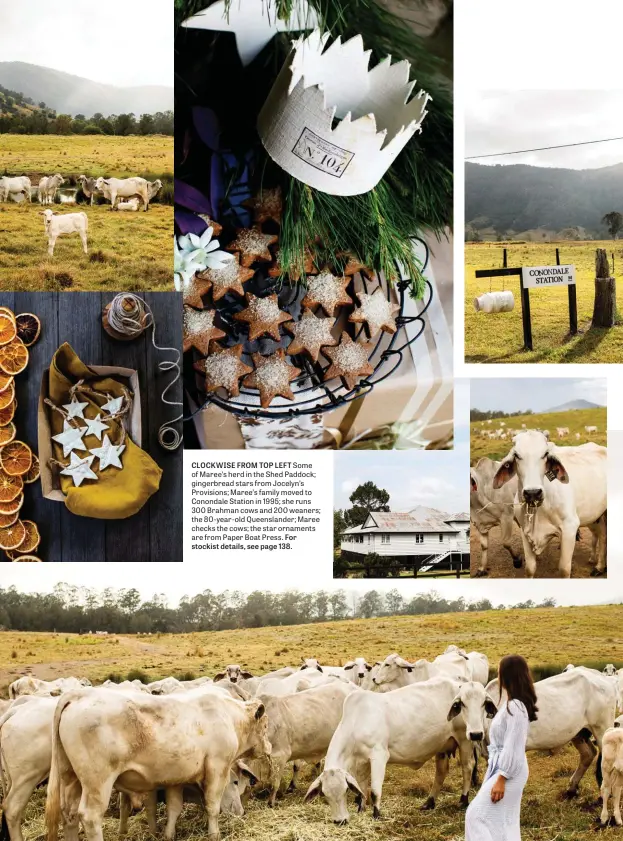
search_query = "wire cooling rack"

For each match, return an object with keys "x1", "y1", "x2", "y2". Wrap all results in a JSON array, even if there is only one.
[{"x1": 184, "y1": 239, "x2": 433, "y2": 421}]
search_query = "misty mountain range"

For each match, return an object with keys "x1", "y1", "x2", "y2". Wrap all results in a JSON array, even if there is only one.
[
  {"x1": 466, "y1": 161, "x2": 623, "y2": 237},
  {"x1": 0, "y1": 62, "x2": 173, "y2": 116}
]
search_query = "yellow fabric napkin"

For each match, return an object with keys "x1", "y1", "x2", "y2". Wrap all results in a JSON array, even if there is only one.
[{"x1": 48, "y1": 343, "x2": 162, "y2": 519}]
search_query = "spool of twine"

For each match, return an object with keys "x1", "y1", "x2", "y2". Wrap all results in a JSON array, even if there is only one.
[{"x1": 102, "y1": 294, "x2": 183, "y2": 451}]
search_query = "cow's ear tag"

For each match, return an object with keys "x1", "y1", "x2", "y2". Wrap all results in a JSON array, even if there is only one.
[{"x1": 545, "y1": 468, "x2": 557, "y2": 482}]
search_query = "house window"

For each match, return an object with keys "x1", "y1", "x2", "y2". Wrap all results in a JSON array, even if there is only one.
[
  {"x1": 439, "y1": 534, "x2": 444, "y2": 543},
  {"x1": 381, "y1": 534, "x2": 390, "y2": 544},
  {"x1": 415, "y1": 533, "x2": 423, "y2": 544}
]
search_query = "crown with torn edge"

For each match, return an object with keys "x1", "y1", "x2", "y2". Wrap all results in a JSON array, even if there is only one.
[{"x1": 258, "y1": 30, "x2": 431, "y2": 197}]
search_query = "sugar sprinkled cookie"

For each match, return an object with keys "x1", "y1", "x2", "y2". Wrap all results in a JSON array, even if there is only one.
[
  {"x1": 242, "y1": 349, "x2": 301, "y2": 408},
  {"x1": 196, "y1": 256, "x2": 255, "y2": 301},
  {"x1": 197, "y1": 215, "x2": 223, "y2": 236},
  {"x1": 225, "y1": 227, "x2": 278, "y2": 267},
  {"x1": 338, "y1": 253, "x2": 374, "y2": 277},
  {"x1": 233, "y1": 293, "x2": 293, "y2": 341},
  {"x1": 349, "y1": 288, "x2": 400, "y2": 336},
  {"x1": 268, "y1": 247, "x2": 314, "y2": 282},
  {"x1": 301, "y1": 269, "x2": 352, "y2": 316},
  {"x1": 193, "y1": 343, "x2": 252, "y2": 398},
  {"x1": 285, "y1": 308, "x2": 337, "y2": 362},
  {"x1": 322, "y1": 332, "x2": 374, "y2": 390},
  {"x1": 183, "y1": 306, "x2": 226, "y2": 355},
  {"x1": 244, "y1": 187, "x2": 283, "y2": 225},
  {"x1": 182, "y1": 274, "x2": 212, "y2": 309}
]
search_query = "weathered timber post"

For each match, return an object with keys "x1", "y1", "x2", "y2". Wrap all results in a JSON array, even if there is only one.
[{"x1": 592, "y1": 249, "x2": 616, "y2": 328}]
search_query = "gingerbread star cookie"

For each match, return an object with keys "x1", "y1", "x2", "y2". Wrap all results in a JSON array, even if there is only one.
[
  {"x1": 244, "y1": 187, "x2": 283, "y2": 225},
  {"x1": 225, "y1": 226, "x2": 278, "y2": 267},
  {"x1": 243, "y1": 349, "x2": 301, "y2": 408},
  {"x1": 183, "y1": 306, "x2": 226, "y2": 355},
  {"x1": 182, "y1": 274, "x2": 212, "y2": 309},
  {"x1": 322, "y1": 332, "x2": 374, "y2": 390},
  {"x1": 193, "y1": 343, "x2": 252, "y2": 398},
  {"x1": 196, "y1": 256, "x2": 255, "y2": 301},
  {"x1": 302, "y1": 269, "x2": 352, "y2": 316},
  {"x1": 197, "y1": 214, "x2": 223, "y2": 236},
  {"x1": 338, "y1": 253, "x2": 374, "y2": 277},
  {"x1": 349, "y1": 288, "x2": 400, "y2": 336},
  {"x1": 285, "y1": 308, "x2": 337, "y2": 362},
  {"x1": 268, "y1": 247, "x2": 314, "y2": 282},
  {"x1": 233, "y1": 293, "x2": 293, "y2": 341}
]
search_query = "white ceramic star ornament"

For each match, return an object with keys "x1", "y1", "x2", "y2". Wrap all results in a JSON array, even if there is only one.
[
  {"x1": 52, "y1": 421, "x2": 88, "y2": 458},
  {"x1": 61, "y1": 453, "x2": 99, "y2": 487},
  {"x1": 84, "y1": 413, "x2": 110, "y2": 441},
  {"x1": 101, "y1": 396, "x2": 124, "y2": 416},
  {"x1": 90, "y1": 435, "x2": 125, "y2": 471},
  {"x1": 63, "y1": 397, "x2": 89, "y2": 420},
  {"x1": 182, "y1": 0, "x2": 319, "y2": 66}
]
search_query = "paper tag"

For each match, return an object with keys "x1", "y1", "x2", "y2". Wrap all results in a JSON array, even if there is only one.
[
  {"x1": 292, "y1": 127, "x2": 355, "y2": 179},
  {"x1": 545, "y1": 469, "x2": 557, "y2": 482}
]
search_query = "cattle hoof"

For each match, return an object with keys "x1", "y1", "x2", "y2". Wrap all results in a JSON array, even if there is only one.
[
  {"x1": 373, "y1": 807, "x2": 381, "y2": 820},
  {"x1": 563, "y1": 789, "x2": 579, "y2": 800},
  {"x1": 512, "y1": 557, "x2": 523, "y2": 569},
  {"x1": 421, "y1": 797, "x2": 436, "y2": 811},
  {"x1": 459, "y1": 795, "x2": 469, "y2": 808},
  {"x1": 590, "y1": 569, "x2": 606, "y2": 577},
  {"x1": 287, "y1": 781, "x2": 296, "y2": 793},
  {"x1": 356, "y1": 795, "x2": 364, "y2": 813},
  {"x1": 474, "y1": 570, "x2": 489, "y2": 578}
]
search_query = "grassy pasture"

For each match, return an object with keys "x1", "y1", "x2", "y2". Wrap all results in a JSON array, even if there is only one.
[
  {"x1": 465, "y1": 240, "x2": 623, "y2": 363},
  {"x1": 0, "y1": 203, "x2": 172, "y2": 291},
  {"x1": 2, "y1": 605, "x2": 623, "y2": 841},
  {"x1": 470, "y1": 407, "x2": 607, "y2": 464},
  {"x1": 0, "y1": 134, "x2": 173, "y2": 177}
]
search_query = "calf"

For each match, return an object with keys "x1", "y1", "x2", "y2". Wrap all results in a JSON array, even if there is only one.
[
  {"x1": 493, "y1": 431, "x2": 607, "y2": 577},
  {"x1": 41, "y1": 209, "x2": 88, "y2": 257},
  {"x1": 304, "y1": 678, "x2": 497, "y2": 823},
  {"x1": 117, "y1": 197, "x2": 140, "y2": 211},
  {"x1": 470, "y1": 457, "x2": 521, "y2": 576},
  {"x1": 600, "y1": 727, "x2": 623, "y2": 826}
]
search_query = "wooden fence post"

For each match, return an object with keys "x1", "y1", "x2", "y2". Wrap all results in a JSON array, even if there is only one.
[{"x1": 592, "y1": 249, "x2": 616, "y2": 328}]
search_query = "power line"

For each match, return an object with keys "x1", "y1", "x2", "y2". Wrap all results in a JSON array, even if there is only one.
[{"x1": 465, "y1": 136, "x2": 623, "y2": 160}]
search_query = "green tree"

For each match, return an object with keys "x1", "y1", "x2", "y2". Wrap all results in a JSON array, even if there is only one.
[
  {"x1": 385, "y1": 588, "x2": 405, "y2": 615},
  {"x1": 53, "y1": 114, "x2": 73, "y2": 134},
  {"x1": 358, "y1": 588, "x2": 383, "y2": 617},
  {"x1": 333, "y1": 509, "x2": 346, "y2": 548},
  {"x1": 602, "y1": 211, "x2": 623, "y2": 240},
  {"x1": 344, "y1": 481, "x2": 390, "y2": 529},
  {"x1": 139, "y1": 113, "x2": 155, "y2": 135}
]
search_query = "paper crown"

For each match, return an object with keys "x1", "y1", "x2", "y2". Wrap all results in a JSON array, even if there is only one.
[{"x1": 258, "y1": 30, "x2": 431, "y2": 196}]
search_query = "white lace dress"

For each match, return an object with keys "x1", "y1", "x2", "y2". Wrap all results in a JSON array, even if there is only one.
[{"x1": 465, "y1": 698, "x2": 530, "y2": 841}]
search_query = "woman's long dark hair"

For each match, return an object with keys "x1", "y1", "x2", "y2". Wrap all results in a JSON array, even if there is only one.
[{"x1": 498, "y1": 654, "x2": 538, "y2": 722}]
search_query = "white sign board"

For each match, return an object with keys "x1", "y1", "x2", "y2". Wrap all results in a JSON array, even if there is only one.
[{"x1": 521, "y1": 264, "x2": 576, "y2": 289}]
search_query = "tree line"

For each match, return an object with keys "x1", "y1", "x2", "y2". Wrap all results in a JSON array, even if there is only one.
[
  {"x1": 0, "y1": 584, "x2": 559, "y2": 634},
  {"x1": 470, "y1": 409, "x2": 534, "y2": 422},
  {"x1": 0, "y1": 102, "x2": 174, "y2": 137}
]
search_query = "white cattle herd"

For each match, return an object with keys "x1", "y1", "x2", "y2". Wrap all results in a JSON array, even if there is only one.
[
  {"x1": 1, "y1": 651, "x2": 622, "y2": 840},
  {"x1": 471, "y1": 428, "x2": 606, "y2": 577},
  {"x1": 0, "y1": 172, "x2": 163, "y2": 258}
]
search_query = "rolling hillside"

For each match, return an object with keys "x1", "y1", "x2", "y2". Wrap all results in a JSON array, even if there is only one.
[{"x1": 0, "y1": 62, "x2": 173, "y2": 116}]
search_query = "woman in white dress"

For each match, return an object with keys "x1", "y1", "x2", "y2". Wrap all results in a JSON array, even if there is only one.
[{"x1": 465, "y1": 654, "x2": 538, "y2": 841}]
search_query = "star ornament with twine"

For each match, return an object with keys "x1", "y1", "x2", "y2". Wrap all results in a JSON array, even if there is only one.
[
  {"x1": 90, "y1": 435, "x2": 125, "y2": 471},
  {"x1": 181, "y1": 0, "x2": 319, "y2": 67},
  {"x1": 258, "y1": 30, "x2": 431, "y2": 196},
  {"x1": 61, "y1": 453, "x2": 99, "y2": 488}
]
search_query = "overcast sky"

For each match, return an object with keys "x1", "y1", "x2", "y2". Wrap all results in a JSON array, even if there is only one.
[
  {"x1": 466, "y1": 90, "x2": 623, "y2": 169},
  {"x1": 471, "y1": 378, "x2": 607, "y2": 414},
  {"x1": 0, "y1": 0, "x2": 173, "y2": 88}
]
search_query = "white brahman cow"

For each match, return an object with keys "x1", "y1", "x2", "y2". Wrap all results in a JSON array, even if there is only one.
[
  {"x1": 371, "y1": 651, "x2": 471, "y2": 692},
  {"x1": 38, "y1": 174, "x2": 65, "y2": 205},
  {"x1": 443, "y1": 645, "x2": 489, "y2": 685},
  {"x1": 343, "y1": 658, "x2": 373, "y2": 686},
  {"x1": 586, "y1": 425, "x2": 598, "y2": 434},
  {"x1": 470, "y1": 457, "x2": 522, "y2": 576},
  {"x1": 8, "y1": 676, "x2": 91, "y2": 699},
  {"x1": 0, "y1": 176, "x2": 31, "y2": 202},
  {"x1": 486, "y1": 668, "x2": 617, "y2": 797},
  {"x1": 45, "y1": 687, "x2": 271, "y2": 841},
  {"x1": 600, "y1": 726, "x2": 623, "y2": 826},
  {"x1": 304, "y1": 678, "x2": 497, "y2": 823},
  {"x1": 41, "y1": 209, "x2": 88, "y2": 257},
  {"x1": 493, "y1": 431, "x2": 607, "y2": 577},
  {"x1": 77, "y1": 175, "x2": 99, "y2": 205},
  {"x1": 255, "y1": 669, "x2": 333, "y2": 697},
  {"x1": 95, "y1": 176, "x2": 151, "y2": 211},
  {"x1": 556, "y1": 427, "x2": 570, "y2": 439}
]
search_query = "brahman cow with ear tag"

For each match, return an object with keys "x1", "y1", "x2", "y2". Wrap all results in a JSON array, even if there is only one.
[
  {"x1": 304, "y1": 678, "x2": 497, "y2": 824},
  {"x1": 492, "y1": 430, "x2": 607, "y2": 578},
  {"x1": 213, "y1": 664, "x2": 254, "y2": 684},
  {"x1": 343, "y1": 658, "x2": 373, "y2": 685}
]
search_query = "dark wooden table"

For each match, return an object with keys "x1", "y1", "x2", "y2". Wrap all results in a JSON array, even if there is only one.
[{"x1": 0, "y1": 292, "x2": 182, "y2": 562}]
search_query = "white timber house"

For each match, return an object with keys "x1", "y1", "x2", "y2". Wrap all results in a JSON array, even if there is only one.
[{"x1": 340, "y1": 509, "x2": 470, "y2": 572}]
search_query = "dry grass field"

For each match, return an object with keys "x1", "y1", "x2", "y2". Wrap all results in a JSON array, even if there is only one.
[
  {"x1": 465, "y1": 240, "x2": 623, "y2": 363},
  {"x1": 2, "y1": 605, "x2": 623, "y2": 841}
]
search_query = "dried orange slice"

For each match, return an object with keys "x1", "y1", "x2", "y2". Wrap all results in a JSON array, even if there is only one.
[
  {"x1": 0, "y1": 470, "x2": 23, "y2": 503},
  {"x1": 0, "y1": 493, "x2": 24, "y2": 515},
  {"x1": 15, "y1": 313, "x2": 41, "y2": 347},
  {"x1": 0, "y1": 307, "x2": 15, "y2": 323},
  {"x1": 0, "y1": 339, "x2": 28, "y2": 376},
  {"x1": 0, "y1": 382, "x2": 15, "y2": 411},
  {"x1": 0, "y1": 314, "x2": 17, "y2": 347},
  {"x1": 23, "y1": 454, "x2": 40, "y2": 484},
  {"x1": 11, "y1": 556, "x2": 41, "y2": 562},
  {"x1": 0, "y1": 510, "x2": 18, "y2": 528},
  {"x1": 0, "y1": 373, "x2": 13, "y2": 394},
  {"x1": 0, "y1": 421, "x2": 16, "y2": 447},
  {"x1": 0, "y1": 520, "x2": 25, "y2": 550},
  {"x1": 0, "y1": 441, "x2": 32, "y2": 476},
  {"x1": 0, "y1": 403, "x2": 16, "y2": 427},
  {"x1": 13, "y1": 520, "x2": 39, "y2": 554}
]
